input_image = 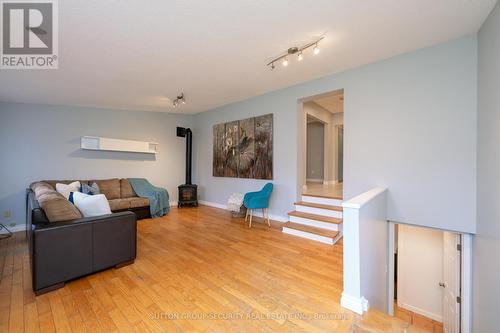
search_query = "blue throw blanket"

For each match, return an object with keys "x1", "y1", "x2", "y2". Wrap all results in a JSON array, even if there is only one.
[{"x1": 128, "y1": 178, "x2": 169, "y2": 218}]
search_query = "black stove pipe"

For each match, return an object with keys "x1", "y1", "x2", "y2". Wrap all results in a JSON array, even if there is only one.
[
  {"x1": 185, "y1": 129, "x2": 192, "y2": 185},
  {"x1": 177, "y1": 127, "x2": 192, "y2": 185}
]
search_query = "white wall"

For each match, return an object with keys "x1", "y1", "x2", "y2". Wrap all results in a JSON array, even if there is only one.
[
  {"x1": 397, "y1": 224, "x2": 443, "y2": 322},
  {"x1": 0, "y1": 102, "x2": 194, "y2": 228},
  {"x1": 306, "y1": 121, "x2": 324, "y2": 181},
  {"x1": 474, "y1": 2, "x2": 500, "y2": 332},
  {"x1": 194, "y1": 36, "x2": 477, "y2": 233}
]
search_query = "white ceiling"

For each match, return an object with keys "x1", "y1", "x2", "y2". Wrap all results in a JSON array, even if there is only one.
[{"x1": 0, "y1": 0, "x2": 496, "y2": 114}]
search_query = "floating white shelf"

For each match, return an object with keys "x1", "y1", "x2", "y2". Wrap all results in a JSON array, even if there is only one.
[{"x1": 81, "y1": 136, "x2": 158, "y2": 154}]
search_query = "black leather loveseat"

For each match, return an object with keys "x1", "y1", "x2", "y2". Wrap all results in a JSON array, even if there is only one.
[{"x1": 26, "y1": 189, "x2": 137, "y2": 295}]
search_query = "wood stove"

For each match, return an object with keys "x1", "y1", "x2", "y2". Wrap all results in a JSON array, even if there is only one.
[{"x1": 177, "y1": 127, "x2": 198, "y2": 207}]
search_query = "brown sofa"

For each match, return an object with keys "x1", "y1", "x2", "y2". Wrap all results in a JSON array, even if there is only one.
[
  {"x1": 35, "y1": 178, "x2": 151, "y2": 221},
  {"x1": 26, "y1": 178, "x2": 151, "y2": 295}
]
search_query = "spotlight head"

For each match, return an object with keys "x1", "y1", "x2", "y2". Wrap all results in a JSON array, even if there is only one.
[
  {"x1": 172, "y1": 92, "x2": 186, "y2": 108},
  {"x1": 313, "y1": 44, "x2": 320, "y2": 55}
]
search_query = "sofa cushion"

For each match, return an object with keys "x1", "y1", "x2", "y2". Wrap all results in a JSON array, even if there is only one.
[
  {"x1": 72, "y1": 192, "x2": 112, "y2": 217},
  {"x1": 81, "y1": 182, "x2": 100, "y2": 195},
  {"x1": 31, "y1": 182, "x2": 83, "y2": 222},
  {"x1": 31, "y1": 182, "x2": 55, "y2": 197},
  {"x1": 120, "y1": 179, "x2": 136, "y2": 198},
  {"x1": 37, "y1": 192, "x2": 83, "y2": 222},
  {"x1": 43, "y1": 180, "x2": 89, "y2": 189},
  {"x1": 108, "y1": 199, "x2": 131, "y2": 211},
  {"x1": 92, "y1": 179, "x2": 120, "y2": 200},
  {"x1": 56, "y1": 181, "x2": 81, "y2": 200},
  {"x1": 129, "y1": 197, "x2": 150, "y2": 208}
]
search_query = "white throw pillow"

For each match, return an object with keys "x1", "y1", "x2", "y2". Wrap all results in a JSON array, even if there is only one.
[
  {"x1": 72, "y1": 192, "x2": 111, "y2": 217},
  {"x1": 56, "y1": 181, "x2": 81, "y2": 200}
]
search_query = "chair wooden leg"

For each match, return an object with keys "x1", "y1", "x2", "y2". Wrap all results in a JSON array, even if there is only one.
[
  {"x1": 245, "y1": 208, "x2": 249, "y2": 222},
  {"x1": 266, "y1": 208, "x2": 271, "y2": 227},
  {"x1": 249, "y1": 210, "x2": 253, "y2": 228}
]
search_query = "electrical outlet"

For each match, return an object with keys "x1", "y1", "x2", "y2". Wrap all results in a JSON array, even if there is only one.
[{"x1": 3, "y1": 210, "x2": 11, "y2": 219}]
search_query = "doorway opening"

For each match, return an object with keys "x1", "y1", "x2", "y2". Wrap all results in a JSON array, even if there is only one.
[
  {"x1": 389, "y1": 223, "x2": 469, "y2": 333},
  {"x1": 298, "y1": 89, "x2": 344, "y2": 199}
]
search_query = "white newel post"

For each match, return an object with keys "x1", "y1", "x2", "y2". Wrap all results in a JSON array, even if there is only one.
[
  {"x1": 340, "y1": 204, "x2": 367, "y2": 314},
  {"x1": 340, "y1": 188, "x2": 387, "y2": 315}
]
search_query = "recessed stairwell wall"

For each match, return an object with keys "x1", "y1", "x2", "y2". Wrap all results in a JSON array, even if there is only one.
[{"x1": 193, "y1": 36, "x2": 477, "y2": 233}]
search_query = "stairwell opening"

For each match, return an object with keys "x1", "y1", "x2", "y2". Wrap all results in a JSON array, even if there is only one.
[{"x1": 283, "y1": 89, "x2": 344, "y2": 245}]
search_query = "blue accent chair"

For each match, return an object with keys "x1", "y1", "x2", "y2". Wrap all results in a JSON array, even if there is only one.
[{"x1": 244, "y1": 183, "x2": 273, "y2": 228}]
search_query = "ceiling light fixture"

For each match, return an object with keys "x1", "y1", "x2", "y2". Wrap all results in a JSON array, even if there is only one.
[
  {"x1": 313, "y1": 43, "x2": 320, "y2": 55},
  {"x1": 172, "y1": 93, "x2": 186, "y2": 108},
  {"x1": 266, "y1": 36, "x2": 324, "y2": 70}
]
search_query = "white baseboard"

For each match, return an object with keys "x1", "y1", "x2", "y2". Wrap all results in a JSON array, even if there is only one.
[
  {"x1": 306, "y1": 178, "x2": 324, "y2": 183},
  {"x1": 169, "y1": 201, "x2": 178, "y2": 207},
  {"x1": 340, "y1": 293, "x2": 369, "y2": 315},
  {"x1": 398, "y1": 302, "x2": 442, "y2": 322},
  {"x1": 1, "y1": 224, "x2": 26, "y2": 233},
  {"x1": 198, "y1": 200, "x2": 226, "y2": 210},
  {"x1": 198, "y1": 200, "x2": 287, "y2": 222},
  {"x1": 323, "y1": 180, "x2": 338, "y2": 185}
]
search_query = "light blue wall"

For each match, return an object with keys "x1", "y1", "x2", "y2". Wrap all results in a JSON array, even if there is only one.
[
  {"x1": 474, "y1": 2, "x2": 500, "y2": 331},
  {"x1": 0, "y1": 102, "x2": 194, "y2": 228},
  {"x1": 0, "y1": 36, "x2": 479, "y2": 234},
  {"x1": 194, "y1": 36, "x2": 478, "y2": 232}
]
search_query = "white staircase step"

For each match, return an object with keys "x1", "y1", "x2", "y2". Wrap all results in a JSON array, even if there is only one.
[
  {"x1": 294, "y1": 201, "x2": 343, "y2": 218},
  {"x1": 282, "y1": 222, "x2": 339, "y2": 245},
  {"x1": 301, "y1": 194, "x2": 343, "y2": 206},
  {"x1": 288, "y1": 211, "x2": 341, "y2": 231}
]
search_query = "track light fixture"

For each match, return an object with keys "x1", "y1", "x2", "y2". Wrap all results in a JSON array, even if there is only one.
[
  {"x1": 172, "y1": 93, "x2": 186, "y2": 108},
  {"x1": 266, "y1": 36, "x2": 324, "y2": 70}
]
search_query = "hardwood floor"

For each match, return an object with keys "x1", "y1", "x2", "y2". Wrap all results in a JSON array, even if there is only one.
[
  {"x1": 303, "y1": 182, "x2": 343, "y2": 199},
  {"x1": 1, "y1": 205, "x2": 429, "y2": 332},
  {"x1": 394, "y1": 303, "x2": 443, "y2": 333}
]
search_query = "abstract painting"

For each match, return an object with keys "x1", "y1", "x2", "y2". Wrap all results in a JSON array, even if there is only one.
[{"x1": 213, "y1": 114, "x2": 273, "y2": 179}]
